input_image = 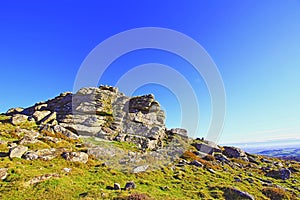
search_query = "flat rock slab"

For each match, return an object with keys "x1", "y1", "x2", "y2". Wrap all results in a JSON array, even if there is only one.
[{"x1": 9, "y1": 145, "x2": 28, "y2": 158}]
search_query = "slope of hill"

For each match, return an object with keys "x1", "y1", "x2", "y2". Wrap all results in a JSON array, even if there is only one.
[{"x1": 0, "y1": 86, "x2": 299, "y2": 199}]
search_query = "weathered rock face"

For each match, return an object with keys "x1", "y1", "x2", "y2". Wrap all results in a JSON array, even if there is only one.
[{"x1": 7, "y1": 86, "x2": 167, "y2": 150}]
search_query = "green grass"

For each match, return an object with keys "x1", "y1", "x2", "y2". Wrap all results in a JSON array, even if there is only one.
[{"x1": 82, "y1": 136, "x2": 140, "y2": 152}]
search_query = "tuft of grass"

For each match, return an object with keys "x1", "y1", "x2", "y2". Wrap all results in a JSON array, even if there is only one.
[{"x1": 83, "y1": 137, "x2": 139, "y2": 152}]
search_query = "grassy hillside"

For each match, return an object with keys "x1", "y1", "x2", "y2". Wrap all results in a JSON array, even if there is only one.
[{"x1": 0, "y1": 114, "x2": 299, "y2": 199}]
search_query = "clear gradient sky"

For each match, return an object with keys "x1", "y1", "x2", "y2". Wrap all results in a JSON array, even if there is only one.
[{"x1": 0, "y1": 1, "x2": 299, "y2": 144}]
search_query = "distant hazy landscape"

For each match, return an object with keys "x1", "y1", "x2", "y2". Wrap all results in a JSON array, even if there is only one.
[{"x1": 224, "y1": 139, "x2": 300, "y2": 162}]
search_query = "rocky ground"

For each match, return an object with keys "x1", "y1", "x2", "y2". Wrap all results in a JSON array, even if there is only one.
[{"x1": 0, "y1": 86, "x2": 299, "y2": 199}]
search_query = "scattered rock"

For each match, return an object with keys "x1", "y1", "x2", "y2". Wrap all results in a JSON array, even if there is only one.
[
  {"x1": 176, "y1": 159, "x2": 189, "y2": 167},
  {"x1": 62, "y1": 152, "x2": 89, "y2": 163},
  {"x1": 10, "y1": 114, "x2": 28, "y2": 125},
  {"x1": 0, "y1": 168, "x2": 8, "y2": 180},
  {"x1": 63, "y1": 168, "x2": 72, "y2": 173},
  {"x1": 133, "y1": 165, "x2": 149, "y2": 173},
  {"x1": 274, "y1": 162, "x2": 284, "y2": 168},
  {"x1": 79, "y1": 192, "x2": 88, "y2": 198},
  {"x1": 193, "y1": 151, "x2": 209, "y2": 158},
  {"x1": 224, "y1": 187, "x2": 255, "y2": 200},
  {"x1": 40, "y1": 124, "x2": 79, "y2": 140},
  {"x1": 32, "y1": 110, "x2": 51, "y2": 123},
  {"x1": 234, "y1": 177, "x2": 242, "y2": 182},
  {"x1": 18, "y1": 130, "x2": 40, "y2": 145},
  {"x1": 214, "y1": 152, "x2": 230, "y2": 163},
  {"x1": 168, "y1": 128, "x2": 188, "y2": 138},
  {"x1": 40, "y1": 112, "x2": 57, "y2": 124},
  {"x1": 261, "y1": 158, "x2": 272, "y2": 163},
  {"x1": 6, "y1": 107, "x2": 24, "y2": 115},
  {"x1": 266, "y1": 168, "x2": 291, "y2": 180},
  {"x1": 114, "y1": 183, "x2": 121, "y2": 190},
  {"x1": 124, "y1": 134, "x2": 156, "y2": 150},
  {"x1": 42, "y1": 136, "x2": 61, "y2": 143},
  {"x1": 223, "y1": 146, "x2": 247, "y2": 159},
  {"x1": 194, "y1": 142, "x2": 221, "y2": 155},
  {"x1": 52, "y1": 125, "x2": 78, "y2": 139},
  {"x1": 124, "y1": 181, "x2": 136, "y2": 190},
  {"x1": 258, "y1": 177, "x2": 273, "y2": 185},
  {"x1": 9, "y1": 145, "x2": 28, "y2": 158},
  {"x1": 190, "y1": 160, "x2": 203, "y2": 168},
  {"x1": 23, "y1": 148, "x2": 60, "y2": 161},
  {"x1": 248, "y1": 156, "x2": 259, "y2": 165}
]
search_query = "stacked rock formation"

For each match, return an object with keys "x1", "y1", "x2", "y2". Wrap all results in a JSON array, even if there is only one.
[{"x1": 6, "y1": 86, "x2": 167, "y2": 150}]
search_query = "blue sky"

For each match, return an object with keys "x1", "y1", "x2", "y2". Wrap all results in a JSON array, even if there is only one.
[{"x1": 0, "y1": 1, "x2": 299, "y2": 144}]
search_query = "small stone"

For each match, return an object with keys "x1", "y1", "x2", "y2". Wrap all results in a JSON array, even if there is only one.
[
  {"x1": 234, "y1": 177, "x2": 241, "y2": 182},
  {"x1": 62, "y1": 152, "x2": 89, "y2": 163},
  {"x1": 0, "y1": 168, "x2": 8, "y2": 180},
  {"x1": 179, "y1": 159, "x2": 189, "y2": 165},
  {"x1": 133, "y1": 165, "x2": 149, "y2": 173},
  {"x1": 214, "y1": 153, "x2": 230, "y2": 163},
  {"x1": 63, "y1": 168, "x2": 72, "y2": 173},
  {"x1": 23, "y1": 152, "x2": 39, "y2": 160},
  {"x1": 274, "y1": 162, "x2": 284, "y2": 168},
  {"x1": 190, "y1": 160, "x2": 203, "y2": 168},
  {"x1": 124, "y1": 181, "x2": 136, "y2": 190},
  {"x1": 224, "y1": 187, "x2": 254, "y2": 200},
  {"x1": 114, "y1": 183, "x2": 121, "y2": 190}
]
